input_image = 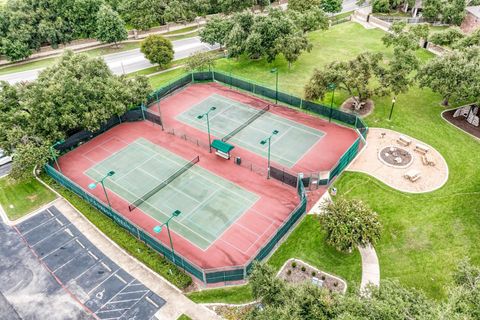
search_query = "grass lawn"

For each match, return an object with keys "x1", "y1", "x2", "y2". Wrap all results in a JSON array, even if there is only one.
[
  {"x1": 176, "y1": 314, "x2": 192, "y2": 320},
  {"x1": 149, "y1": 22, "x2": 480, "y2": 301},
  {"x1": 188, "y1": 284, "x2": 254, "y2": 304},
  {"x1": 0, "y1": 176, "x2": 56, "y2": 220}
]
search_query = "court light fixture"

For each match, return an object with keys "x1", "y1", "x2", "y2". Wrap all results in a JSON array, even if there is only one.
[
  {"x1": 270, "y1": 68, "x2": 279, "y2": 104},
  {"x1": 153, "y1": 209, "x2": 182, "y2": 264},
  {"x1": 88, "y1": 170, "x2": 115, "y2": 209},
  {"x1": 49, "y1": 139, "x2": 65, "y2": 172},
  {"x1": 260, "y1": 130, "x2": 279, "y2": 179},
  {"x1": 196, "y1": 107, "x2": 217, "y2": 153}
]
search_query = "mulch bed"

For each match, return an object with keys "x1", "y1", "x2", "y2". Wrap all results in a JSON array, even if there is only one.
[
  {"x1": 443, "y1": 109, "x2": 480, "y2": 139},
  {"x1": 278, "y1": 259, "x2": 346, "y2": 293},
  {"x1": 340, "y1": 98, "x2": 374, "y2": 117}
]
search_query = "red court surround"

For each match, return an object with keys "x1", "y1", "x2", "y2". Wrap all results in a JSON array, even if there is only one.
[{"x1": 57, "y1": 82, "x2": 358, "y2": 280}]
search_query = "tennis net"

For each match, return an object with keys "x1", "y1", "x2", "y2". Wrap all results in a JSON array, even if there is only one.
[
  {"x1": 128, "y1": 156, "x2": 200, "y2": 211},
  {"x1": 222, "y1": 105, "x2": 270, "y2": 142}
]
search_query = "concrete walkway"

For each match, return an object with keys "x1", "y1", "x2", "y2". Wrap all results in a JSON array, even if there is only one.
[
  {"x1": 44, "y1": 197, "x2": 219, "y2": 320},
  {"x1": 358, "y1": 244, "x2": 380, "y2": 294}
]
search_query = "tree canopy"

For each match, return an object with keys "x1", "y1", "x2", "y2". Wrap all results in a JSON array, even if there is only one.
[
  {"x1": 305, "y1": 52, "x2": 387, "y2": 104},
  {"x1": 201, "y1": 8, "x2": 327, "y2": 66},
  {"x1": 318, "y1": 197, "x2": 382, "y2": 252},
  {"x1": 185, "y1": 51, "x2": 217, "y2": 71},
  {"x1": 0, "y1": 0, "x2": 271, "y2": 60},
  {"x1": 140, "y1": 35, "x2": 174, "y2": 68},
  {"x1": 0, "y1": 51, "x2": 150, "y2": 179},
  {"x1": 417, "y1": 47, "x2": 480, "y2": 106},
  {"x1": 247, "y1": 260, "x2": 480, "y2": 319},
  {"x1": 95, "y1": 4, "x2": 128, "y2": 46}
]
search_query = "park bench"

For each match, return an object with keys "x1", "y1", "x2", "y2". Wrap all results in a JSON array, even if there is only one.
[
  {"x1": 414, "y1": 144, "x2": 429, "y2": 155},
  {"x1": 422, "y1": 154, "x2": 435, "y2": 166},
  {"x1": 397, "y1": 135, "x2": 412, "y2": 147},
  {"x1": 405, "y1": 169, "x2": 421, "y2": 182}
]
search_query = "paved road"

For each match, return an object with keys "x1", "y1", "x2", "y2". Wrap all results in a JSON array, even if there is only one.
[
  {"x1": 0, "y1": 162, "x2": 11, "y2": 177},
  {"x1": 1, "y1": 206, "x2": 166, "y2": 319},
  {"x1": 342, "y1": 0, "x2": 365, "y2": 13},
  {"x1": 0, "y1": 37, "x2": 218, "y2": 85}
]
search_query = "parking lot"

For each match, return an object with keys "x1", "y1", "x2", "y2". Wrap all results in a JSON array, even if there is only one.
[{"x1": 2, "y1": 206, "x2": 165, "y2": 319}]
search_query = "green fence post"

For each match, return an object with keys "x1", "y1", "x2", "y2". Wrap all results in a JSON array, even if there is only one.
[{"x1": 140, "y1": 103, "x2": 146, "y2": 120}]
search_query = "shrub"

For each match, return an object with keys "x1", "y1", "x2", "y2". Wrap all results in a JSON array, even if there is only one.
[
  {"x1": 372, "y1": 0, "x2": 391, "y2": 13},
  {"x1": 301, "y1": 266, "x2": 306, "y2": 272},
  {"x1": 430, "y1": 28, "x2": 465, "y2": 47},
  {"x1": 334, "y1": 282, "x2": 338, "y2": 287},
  {"x1": 287, "y1": 270, "x2": 292, "y2": 276},
  {"x1": 291, "y1": 261, "x2": 297, "y2": 268},
  {"x1": 319, "y1": 197, "x2": 382, "y2": 252},
  {"x1": 321, "y1": 275, "x2": 326, "y2": 280},
  {"x1": 311, "y1": 271, "x2": 317, "y2": 277}
]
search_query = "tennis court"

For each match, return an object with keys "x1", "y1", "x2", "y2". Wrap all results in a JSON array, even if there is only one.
[
  {"x1": 175, "y1": 94, "x2": 325, "y2": 168},
  {"x1": 85, "y1": 138, "x2": 259, "y2": 250}
]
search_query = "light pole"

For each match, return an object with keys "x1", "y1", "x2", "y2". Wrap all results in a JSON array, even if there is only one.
[
  {"x1": 260, "y1": 129, "x2": 279, "y2": 179},
  {"x1": 388, "y1": 97, "x2": 396, "y2": 121},
  {"x1": 153, "y1": 209, "x2": 181, "y2": 264},
  {"x1": 88, "y1": 171, "x2": 115, "y2": 209},
  {"x1": 327, "y1": 83, "x2": 336, "y2": 123},
  {"x1": 49, "y1": 140, "x2": 64, "y2": 172},
  {"x1": 197, "y1": 107, "x2": 217, "y2": 153},
  {"x1": 270, "y1": 68, "x2": 279, "y2": 104}
]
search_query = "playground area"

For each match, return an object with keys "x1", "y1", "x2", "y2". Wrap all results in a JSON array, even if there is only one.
[{"x1": 50, "y1": 76, "x2": 365, "y2": 284}]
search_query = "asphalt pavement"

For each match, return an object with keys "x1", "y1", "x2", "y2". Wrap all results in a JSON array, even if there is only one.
[{"x1": 0, "y1": 37, "x2": 218, "y2": 84}]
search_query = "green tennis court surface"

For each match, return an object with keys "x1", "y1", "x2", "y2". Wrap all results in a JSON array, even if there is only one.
[
  {"x1": 85, "y1": 138, "x2": 259, "y2": 250},
  {"x1": 176, "y1": 94, "x2": 325, "y2": 168}
]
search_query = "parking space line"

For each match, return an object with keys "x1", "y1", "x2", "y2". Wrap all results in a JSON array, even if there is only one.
[
  {"x1": 101, "y1": 262, "x2": 112, "y2": 273},
  {"x1": 30, "y1": 224, "x2": 73, "y2": 247},
  {"x1": 72, "y1": 259, "x2": 105, "y2": 282},
  {"x1": 145, "y1": 296, "x2": 159, "y2": 308},
  {"x1": 87, "y1": 270, "x2": 120, "y2": 295},
  {"x1": 38, "y1": 236, "x2": 78, "y2": 260},
  {"x1": 114, "y1": 274, "x2": 128, "y2": 285},
  {"x1": 19, "y1": 214, "x2": 57, "y2": 235},
  {"x1": 88, "y1": 250, "x2": 99, "y2": 261},
  {"x1": 52, "y1": 255, "x2": 78, "y2": 273}
]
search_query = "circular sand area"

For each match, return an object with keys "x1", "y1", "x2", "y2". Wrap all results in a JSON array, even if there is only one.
[{"x1": 348, "y1": 128, "x2": 448, "y2": 193}]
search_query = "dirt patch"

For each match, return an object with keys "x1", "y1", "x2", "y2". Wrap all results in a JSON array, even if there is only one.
[
  {"x1": 26, "y1": 195, "x2": 38, "y2": 202},
  {"x1": 210, "y1": 305, "x2": 254, "y2": 320},
  {"x1": 340, "y1": 97, "x2": 374, "y2": 117},
  {"x1": 278, "y1": 259, "x2": 346, "y2": 294}
]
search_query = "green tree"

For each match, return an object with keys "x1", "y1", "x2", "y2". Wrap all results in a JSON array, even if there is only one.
[
  {"x1": 185, "y1": 51, "x2": 216, "y2": 71},
  {"x1": 199, "y1": 16, "x2": 233, "y2": 48},
  {"x1": 454, "y1": 28, "x2": 480, "y2": 48},
  {"x1": 417, "y1": 47, "x2": 480, "y2": 106},
  {"x1": 288, "y1": 0, "x2": 321, "y2": 12},
  {"x1": 95, "y1": 4, "x2": 128, "y2": 47},
  {"x1": 140, "y1": 35, "x2": 174, "y2": 68},
  {"x1": 275, "y1": 33, "x2": 312, "y2": 68},
  {"x1": 382, "y1": 21, "x2": 423, "y2": 51},
  {"x1": 288, "y1": 7, "x2": 329, "y2": 33},
  {"x1": 305, "y1": 52, "x2": 386, "y2": 106},
  {"x1": 0, "y1": 51, "x2": 150, "y2": 179},
  {"x1": 320, "y1": 0, "x2": 342, "y2": 15},
  {"x1": 318, "y1": 197, "x2": 382, "y2": 252},
  {"x1": 119, "y1": 0, "x2": 165, "y2": 30},
  {"x1": 218, "y1": 0, "x2": 254, "y2": 13},
  {"x1": 430, "y1": 27, "x2": 465, "y2": 46},
  {"x1": 164, "y1": 0, "x2": 196, "y2": 23}
]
